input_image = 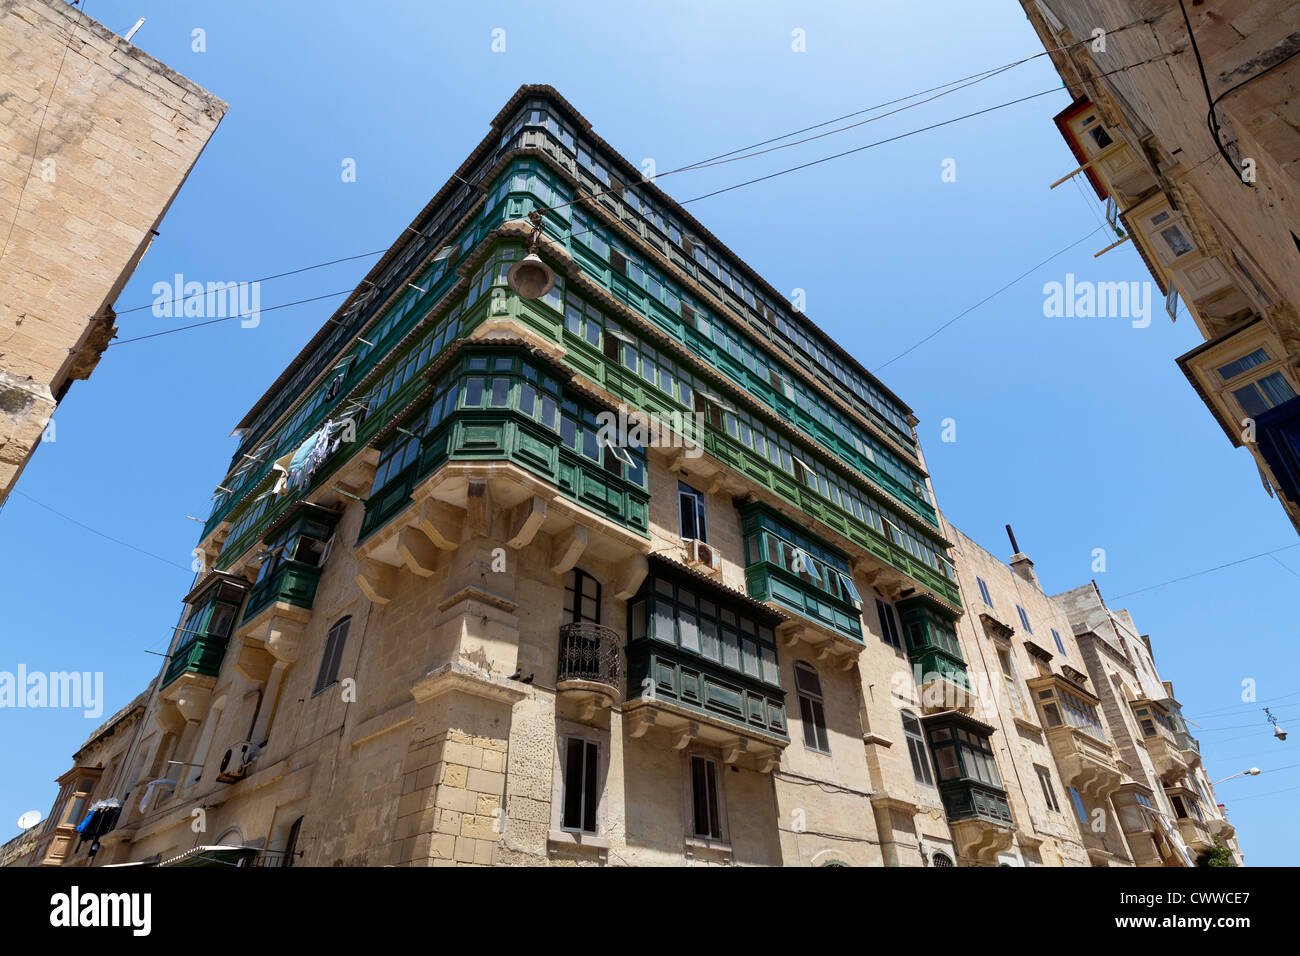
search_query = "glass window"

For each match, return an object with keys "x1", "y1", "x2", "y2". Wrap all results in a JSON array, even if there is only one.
[
  {"x1": 690, "y1": 755, "x2": 723, "y2": 840},
  {"x1": 902, "y1": 710, "x2": 934, "y2": 786},
  {"x1": 313, "y1": 617, "x2": 351, "y2": 695},
  {"x1": 562, "y1": 737, "x2": 600, "y2": 834}
]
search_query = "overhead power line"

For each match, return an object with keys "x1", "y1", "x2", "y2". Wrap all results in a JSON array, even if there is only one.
[
  {"x1": 12, "y1": 492, "x2": 192, "y2": 573},
  {"x1": 108, "y1": 23, "x2": 1151, "y2": 324},
  {"x1": 1108, "y1": 542, "x2": 1300, "y2": 600},
  {"x1": 109, "y1": 289, "x2": 355, "y2": 346}
]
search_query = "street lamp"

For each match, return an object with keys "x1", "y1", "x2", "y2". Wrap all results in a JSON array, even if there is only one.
[
  {"x1": 506, "y1": 210, "x2": 555, "y2": 300},
  {"x1": 1210, "y1": 768, "x2": 1261, "y2": 786}
]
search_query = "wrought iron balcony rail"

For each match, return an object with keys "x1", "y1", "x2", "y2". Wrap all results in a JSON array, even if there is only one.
[{"x1": 557, "y1": 622, "x2": 622, "y2": 689}]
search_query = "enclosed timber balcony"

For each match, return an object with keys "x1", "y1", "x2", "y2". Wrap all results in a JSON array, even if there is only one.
[
  {"x1": 1131, "y1": 699, "x2": 1189, "y2": 785},
  {"x1": 622, "y1": 559, "x2": 787, "y2": 772},
  {"x1": 1176, "y1": 816, "x2": 1214, "y2": 855},
  {"x1": 1027, "y1": 674, "x2": 1123, "y2": 799},
  {"x1": 556, "y1": 622, "x2": 623, "y2": 720},
  {"x1": 898, "y1": 595, "x2": 973, "y2": 714},
  {"x1": 160, "y1": 574, "x2": 247, "y2": 692},
  {"x1": 1113, "y1": 784, "x2": 1163, "y2": 867},
  {"x1": 922, "y1": 711, "x2": 1014, "y2": 864}
]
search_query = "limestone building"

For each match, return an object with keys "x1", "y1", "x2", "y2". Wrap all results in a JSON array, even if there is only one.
[
  {"x1": 0, "y1": 0, "x2": 226, "y2": 504},
  {"x1": 1018, "y1": 0, "x2": 1300, "y2": 533},
  {"x1": 8, "y1": 85, "x2": 1244, "y2": 868}
]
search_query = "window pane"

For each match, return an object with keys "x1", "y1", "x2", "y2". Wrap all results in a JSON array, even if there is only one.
[
  {"x1": 563, "y1": 738, "x2": 585, "y2": 830},
  {"x1": 583, "y1": 741, "x2": 599, "y2": 833}
]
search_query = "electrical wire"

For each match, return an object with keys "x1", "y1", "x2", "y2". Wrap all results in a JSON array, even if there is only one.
[
  {"x1": 106, "y1": 22, "x2": 1152, "y2": 322},
  {"x1": 10, "y1": 491, "x2": 192, "y2": 573},
  {"x1": 115, "y1": 248, "x2": 387, "y2": 316},
  {"x1": 873, "y1": 225, "x2": 1106, "y2": 373},
  {"x1": 1186, "y1": 689, "x2": 1300, "y2": 721},
  {"x1": 1107, "y1": 542, "x2": 1300, "y2": 600},
  {"x1": 109, "y1": 288, "x2": 355, "y2": 346}
]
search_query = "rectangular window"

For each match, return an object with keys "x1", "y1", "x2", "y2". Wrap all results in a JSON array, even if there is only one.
[
  {"x1": 1051, "y1": 628, "x2": 1067, "y2": 656},
  {"x1": 1216, "y1": 348, "x2": 1269, "y2": 382},
  {"x1": 976, "y1": 577, "x2": 993, "y2": 607},
  {"x1": 1016, "y1": 605, "x2": 1033, "y2": 634},
  {"x1": 561, "y1": 737, "x2": 599, "y2": 834},
  {"x1": 690, "y1": 755, "x2": 723, "y2": 840},
  {"x1": 1036, "y1": 766, "x2": 1061, "y2": 813},
  {"x1": 876, "y1": 599, "x2": 902, "y2": 648},
  {"x1": 678, "y1": 481, "x2": 707, "y2": 542},
  {"x1": 313, "y1": 617, "x2": 351, "y2": 695}
]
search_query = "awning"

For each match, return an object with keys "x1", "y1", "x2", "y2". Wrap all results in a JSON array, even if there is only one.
[{"x1": 160, "y1": 845, "x2": 259, "y2": 868}]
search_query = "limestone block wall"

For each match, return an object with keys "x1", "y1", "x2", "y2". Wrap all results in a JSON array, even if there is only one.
[{"x1": 0, "y1": 0, "x2": 226, "y2": 501}]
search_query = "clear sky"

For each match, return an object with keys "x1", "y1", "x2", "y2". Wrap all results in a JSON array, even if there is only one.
[{"x1": 2, "y1": 0, "x2": 1295, "y2": 864}]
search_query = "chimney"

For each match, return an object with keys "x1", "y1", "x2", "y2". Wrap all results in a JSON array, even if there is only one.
[{"x1": 1006, "y1": 524, "x2": 1040, "y2": 588}]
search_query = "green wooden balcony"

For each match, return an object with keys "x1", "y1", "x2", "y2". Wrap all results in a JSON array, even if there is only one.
[
  {"x1": 625, "y1": 641, "x2": 788, "y2": 741},
  {"x1": 162, "y1": 634, "x2": 229, "y2": 688}
]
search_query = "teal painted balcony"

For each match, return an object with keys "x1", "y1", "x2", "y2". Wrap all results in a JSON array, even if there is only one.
[
  {"x1": 161, "y1": 576, "x2": 247, "y2": 689},
  {"x1": 740, "y1": 503, "x2": 864, "y2": 645},
  {"x1": 898, "y1": 595, "x2": 973, "y2": 712},
  {"x1": 162, "y1": 633, "x2": 229, "y2": 688},
  {"x1": 621, "y1": 561, "x2": 788, "y2": 771},
  {"x1": 242, "y1": 503, "x2": 339, "y2": 624},
  {"x1": 358, "y1": 347, "x2": 649, "y2": 543}
]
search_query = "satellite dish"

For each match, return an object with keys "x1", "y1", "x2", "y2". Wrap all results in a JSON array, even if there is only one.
[{"x1": 16, "y1": 810, "x2": 43, "y2": 831}]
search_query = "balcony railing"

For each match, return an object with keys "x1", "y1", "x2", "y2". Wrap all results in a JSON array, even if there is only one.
[{"x1": 557, "y1": 622, "x2": 622, "y2": 690}]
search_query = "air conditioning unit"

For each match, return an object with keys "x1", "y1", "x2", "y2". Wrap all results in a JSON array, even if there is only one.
[
  {"x1": 685, "y1": 538, "x2": 721, "y2": 574},
  {"x1": 216, "y1": 741, "x2": 258, "y2": 784}
]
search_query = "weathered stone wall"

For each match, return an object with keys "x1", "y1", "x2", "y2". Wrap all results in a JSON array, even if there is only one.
[{"x1": 0, "y1": 0, "x2": 226, "y2": 501}]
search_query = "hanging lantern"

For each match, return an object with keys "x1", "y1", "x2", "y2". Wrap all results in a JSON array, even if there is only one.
[{"x1": 507, "y1": 210, "x2": 555, "y2": 299}]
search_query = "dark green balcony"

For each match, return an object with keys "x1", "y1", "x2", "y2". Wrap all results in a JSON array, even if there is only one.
[
  {"x1": 937, "y1": 779, "x2": 1014, "y2": 827},
  {"x1": 162, "y1": 634, "x2": 230, "y2": 688},
  {"x1": 740, "y1": 503, "x2": 864, "y2": 642},
  {"x1": 924, "y1": 711, "x2": 1013, "y2": 828},
  {"x1": 624, "y1": 560, "x2": 788, "y2": 742},
  {"x1": 161, "y1": 576, "x2": 247, "y2": 689},
  {"x1": 625, "y1": 641, "x2": 788, "y2": 740},
  {"x1": 898, "y1": 595, "x2": 971, "y2": 701},
  {"x1": 359, "y1": 347, "x2": 650, "y2": 543},
  {"x1": 243, "y1": 503, "x2": 338, "y2": 623}
]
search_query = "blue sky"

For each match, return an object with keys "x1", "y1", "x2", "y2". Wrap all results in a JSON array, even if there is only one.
[{"x1": 2, "y1": 0, "x2": 1295, "y2": 864}]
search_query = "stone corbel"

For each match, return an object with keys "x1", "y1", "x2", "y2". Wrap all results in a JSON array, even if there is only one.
[
  {"x1": 753, "y1": 748, "x2": 779, "y2": 774},
  {"x1": 416, "y1": 497, "x2": 462, "y2": 550},
  {"x1": 550, "y1": 525, "x2": 588, "y2": 575},
  {"x1": 397, "y1": 526, "x2": 440, "y2": 577},
  {"x1": 625, "y1": 710, "x2": 657, "y2": 739},
  {"x1": 777, "y1": 623, "x2": 805, "y2": 649},
  {"x1": 671, "y1": 722, "x2": 699, "y2": 750},
  {"x1": 719, "y1": 738, "x2": 748, "y2": 765},
  {"x1": 356, "y1": 557, "x2": 401, "y2": 605},
  {"x1": 506, "y1": 496, "x2": 548, "y2": 550},
  {"x1": 613, "y1": 554, "x2": 649, "y2": 600}
]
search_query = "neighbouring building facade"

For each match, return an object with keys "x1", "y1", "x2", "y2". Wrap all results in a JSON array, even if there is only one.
[
  {"x1": 1019, "y1": 0, "x2": 1300, "y2": 533},
  {"x1": 7, "y1": 85, "x2": 1243, "y2": 868},
  {"x1": 0, "y1": 0, "x2": 226, "y2": 504}
]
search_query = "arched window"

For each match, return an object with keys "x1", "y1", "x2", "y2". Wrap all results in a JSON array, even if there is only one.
[
  {"x1": 794, "y1": 662, "x2": 829, "y2": 753},
  {"x1": 930, "y1": 851, "x2": 954, "y2": 867},
  {"x1": 901, "y1": 709, "x2": 935, "y2": 786}
]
